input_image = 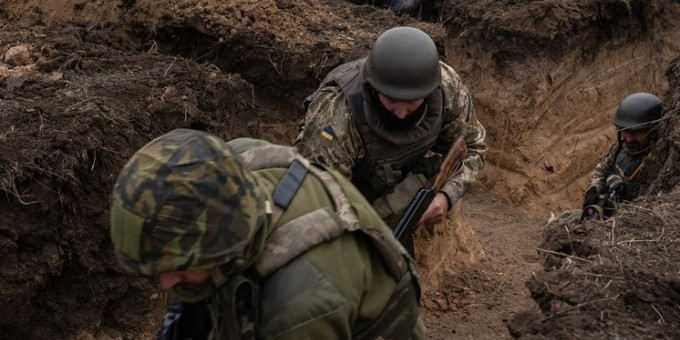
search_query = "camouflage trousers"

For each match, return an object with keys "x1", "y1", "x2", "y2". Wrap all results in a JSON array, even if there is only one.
[{"x1": 372, "y1": 173, "x2": 428, "y2": 221}]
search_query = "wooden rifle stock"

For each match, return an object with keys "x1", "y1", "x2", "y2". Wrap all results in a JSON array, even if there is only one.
[{"x1": 393, "y1": 136, "x2": 468, "y2": 241}]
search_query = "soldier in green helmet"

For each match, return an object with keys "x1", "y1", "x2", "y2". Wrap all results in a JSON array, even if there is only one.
[
  {"x1": 109, "y1": 128, "x2": 425, "y2": 340},
  {"x1": 295, "y1": 26, "x2": 487, "y2": 242},
  {"x1": 581, "y1": 92, "x2": 664, "y2": 220}
]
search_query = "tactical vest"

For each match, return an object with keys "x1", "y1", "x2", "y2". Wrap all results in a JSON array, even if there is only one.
[
  {"x1": 304, "y1": 58, "x2": 444, "y2": 201},
  {"x1": 613, "y1": 144, "x2": 651, "y2": 202},
  {"x1": 213, "y1": 141, "x2": 422, "y2": 340}
]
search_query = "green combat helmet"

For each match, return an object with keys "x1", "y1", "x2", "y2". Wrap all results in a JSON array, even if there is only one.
[
  {"x1": 109, "y1": 128, "x2": 266, "y2": 276},
  {"x1": 362, "y1": 26, "x2": 442, "y2": 101},
  {"x1": 613, "y1": 92, "x2": 663, "y2": 131}
]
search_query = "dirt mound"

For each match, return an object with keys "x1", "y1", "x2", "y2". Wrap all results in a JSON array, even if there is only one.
[
  {"x1": 508, "y1": 57, "x2": 680, "y2": 338},
  {"x1": 1, "y1": 0, "x2": 679, "y2": 339},
  {"x1": 0, "y1": 23, "x2": 272, "y2": 339}
]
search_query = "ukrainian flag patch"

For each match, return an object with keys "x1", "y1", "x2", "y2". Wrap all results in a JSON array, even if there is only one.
[{"x1": 321, "y1": 126, "x2": 335, "y2": 141}]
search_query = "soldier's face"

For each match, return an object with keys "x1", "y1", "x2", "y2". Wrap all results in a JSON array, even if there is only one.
[
  {"x1": 159, "y1": 268, "x2": 213, "y2": 290},
  {"x1": 378, "y1": 93, "x2": 425, "y2": 119},
  {"x1": 620, "y1": 128, "x2": 651, "y2": 148}
]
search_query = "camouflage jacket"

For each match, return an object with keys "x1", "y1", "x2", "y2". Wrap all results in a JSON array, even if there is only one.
[
  {"x1": 209, "y1": 138, "x2": 425, "y2": 340},
  {"x1": 295, "y1": 60, "x2": 487, "y2": 208},
  {"x1": 586, "y1": 142, "x2": 653, "y2": 202}
]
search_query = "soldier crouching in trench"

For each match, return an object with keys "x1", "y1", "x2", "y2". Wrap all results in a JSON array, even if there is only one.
[
  {"x1": 108, "y1": 128, "x2": 425, "y2": 340},
  {"x1": 294, "y1": 26, "x2": 487, "y2": 254},
  {"x1": 555, "y1": 92, "x2": 664, "y2": 223}
]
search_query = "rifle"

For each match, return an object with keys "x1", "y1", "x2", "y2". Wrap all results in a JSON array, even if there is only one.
[{"x1": 393, "y1": 136, "x2": 468, "y2": 241}]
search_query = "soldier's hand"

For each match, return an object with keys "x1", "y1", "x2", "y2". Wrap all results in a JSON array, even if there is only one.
[{"x1": 419, "y1": 193, "x2": 448, "y2": 225}]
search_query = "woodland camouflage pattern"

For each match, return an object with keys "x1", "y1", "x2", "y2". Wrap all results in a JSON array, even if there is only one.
[
  {"x1": 295, "y1": 62, "x2": 487, "y2": 207},
  {"x1": 109, "y1": 128, "x2": 266, "y2": 276}
]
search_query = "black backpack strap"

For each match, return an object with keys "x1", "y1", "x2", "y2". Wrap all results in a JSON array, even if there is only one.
[
  {"x1": 272, "y1": 159, "x2": 309, "y2": 209},
  {"x1": 348, "y1": 91, "x2": 366, "y2": 124}
]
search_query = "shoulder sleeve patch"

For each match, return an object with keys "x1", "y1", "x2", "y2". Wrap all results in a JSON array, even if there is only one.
[{"x1": 321, "y1": 126, "x2": 335, "y2": 141}]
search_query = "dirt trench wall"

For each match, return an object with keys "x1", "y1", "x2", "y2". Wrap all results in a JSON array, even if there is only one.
[
  {"x1": 1, "y1": 0, "x2": 680, "y2": 339},
  {"x1": 0, "y1": 22, "x2": 276, "y2": 338},
  {"x1": 442, "y1": 0, "x2": 680, "y2": 216},
  {"x1": 5, "y1": 1, "x2": 679, "y2": 216},
  {"x1": 641, "y1": 57, "x2": 680, "y2": 193},
  {"x1": 2, "y1": 0, "x2": 445, "y2": 123},
  {"x1": 508, "y1": 56, "x2": 680, "y2": 339}
]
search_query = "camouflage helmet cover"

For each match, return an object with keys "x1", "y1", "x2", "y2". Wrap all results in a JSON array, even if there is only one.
[
  {"x1": 613, "y1": 92, "x2": 663, "y2": 131},
  {"x1": 109, "y1": 128, "x2": 265, "y2": 276},
  {"x1": 362, "y1": 26, "x2": 442, "y2": 101}
]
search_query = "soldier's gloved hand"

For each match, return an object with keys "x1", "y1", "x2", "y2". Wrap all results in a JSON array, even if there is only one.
[
  {"x1": 408, "y1": 155, "x2": 441, "y2": 178},
  {"x1": 582, "y1": 187, "x2": 601, "y2": 209},
  {"x1": 419, "y1": 193, "x2": 449, "y2": 225}
]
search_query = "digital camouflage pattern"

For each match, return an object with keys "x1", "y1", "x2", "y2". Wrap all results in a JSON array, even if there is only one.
[
  {"x1": 109, "y1": 128, "x2": 266, "y2": 276},
  {"x1": 587, "y1": 143, "x2": 619, "y2": 194},
  {"x1": 586, "y1": 142, "x2": 653, "y2": 202},
  {"x1": 295, "y1": 61, "x2": 487, "y2": 209}
]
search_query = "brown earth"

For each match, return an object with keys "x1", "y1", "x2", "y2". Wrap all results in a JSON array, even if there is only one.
[{"x1": 1, "y1": 0, "x2": 679, "y2": 339}]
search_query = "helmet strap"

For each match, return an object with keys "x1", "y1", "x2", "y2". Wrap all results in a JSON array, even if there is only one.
[{"x1": 623, "y1": 143, "x2": 651, "y2": 157}]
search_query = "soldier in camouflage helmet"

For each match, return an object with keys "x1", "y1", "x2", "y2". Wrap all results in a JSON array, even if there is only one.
[
  {"x1": 295, "y1": 26, "x2": 487, "y2": 230},
  {"x1": 580, "y1": 92, "x2": 664, "y2": 220},
  {"x1": 110, "y1": 128, "x2": 425, "y2": 340}
]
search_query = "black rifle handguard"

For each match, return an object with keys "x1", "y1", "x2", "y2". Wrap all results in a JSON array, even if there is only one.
[{"x1": 393, "y1": 188, "x2": 435, "y2": 240}]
